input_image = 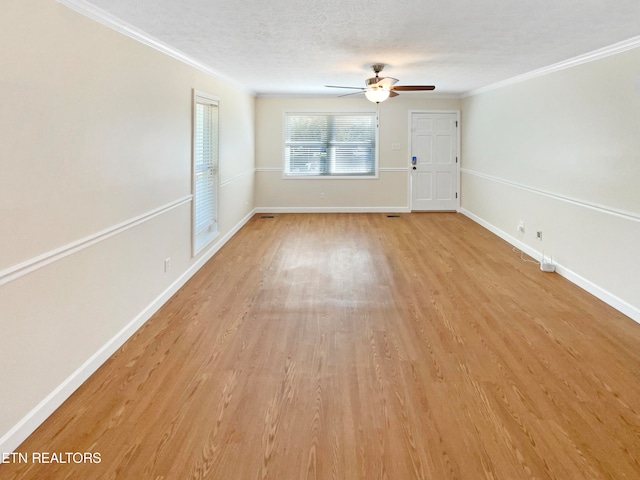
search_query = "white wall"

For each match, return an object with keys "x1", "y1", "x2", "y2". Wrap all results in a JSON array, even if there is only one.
[
  {"x1": 0, "y1": 0, "x2": 255, "y2": 451},
  {"x1": 256, "y1": 95, "x2": 460, "y2": 211},
  {"x1": 461, "y1": 46, "x2": 640, "y2": 321}
]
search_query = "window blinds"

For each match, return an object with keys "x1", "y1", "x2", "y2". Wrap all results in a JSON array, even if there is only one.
[
  {"x1": 193, "y1": 95, "x2": 219, "y2": 254},
  {"x1": 284, "y1": 113, "x2": 377, "y2": 176}
]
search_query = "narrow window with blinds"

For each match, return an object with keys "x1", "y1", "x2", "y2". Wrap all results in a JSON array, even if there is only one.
[
  {"x1": 284, "y1": 112, "x2": 377, "y2": 177},
  {"x1": 192, "y1": 90, "x2": 219, "y2": 255}
]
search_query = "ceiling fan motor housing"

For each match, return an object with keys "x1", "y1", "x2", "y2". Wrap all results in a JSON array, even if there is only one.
[{"x1": 366, "y1": 64, "x2": 386, "y2": 85}]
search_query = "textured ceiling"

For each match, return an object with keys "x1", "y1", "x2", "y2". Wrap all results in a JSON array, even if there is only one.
[{"x1": 82, "y1": 0, "x2": 640, "y2": 95}]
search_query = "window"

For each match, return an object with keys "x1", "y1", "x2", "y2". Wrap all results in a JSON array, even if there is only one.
[
  {"x1": 284, "y1": 112, "x2": 377, "y2": 177},
  {"x1": 192, "y1": 90, "x2": 219, "y2": 255}
]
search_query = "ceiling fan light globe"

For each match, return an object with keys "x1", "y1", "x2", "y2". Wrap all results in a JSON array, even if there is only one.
[{"x1": 364, "y1": 87, "x2": 390, "y2": 103}]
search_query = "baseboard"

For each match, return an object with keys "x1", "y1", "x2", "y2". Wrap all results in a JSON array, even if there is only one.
[
  {"x1": 460, "y1": 208, "x2": 640, "y2": 325},
  {"x1": 552, "y1": 264, "x2": 640, "y2": 325},
  {"x1": 460, "y1": 208, "x2": 541, "y2": 262},
  {"x1": 255, "y1": 206, "x2": 411, "y2": 214},
  {"x1": 0, "y1": 208, "x2": 256, "y2": 457}
]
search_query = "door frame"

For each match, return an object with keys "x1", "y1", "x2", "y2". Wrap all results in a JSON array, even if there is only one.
[{"x1": 407, "y1": 110, "x2": 461, "y2": 212}]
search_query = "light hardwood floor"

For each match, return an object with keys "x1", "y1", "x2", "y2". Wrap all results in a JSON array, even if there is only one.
[{"x1": 2, "y1": 213, "x2": 640, "y2": 479}]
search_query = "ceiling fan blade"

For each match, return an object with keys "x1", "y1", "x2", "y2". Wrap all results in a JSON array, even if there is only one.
[
  {"x1": 338, "y1": 91, "x2": 365, "y2": 97},
  {"x1": 391, "y1": 85, "x2": 436, "y2": 91},
  {"x1": 325, "y1": 85, "x2": 364, "y2": 90},
  {"x1": 389, "y1": 91, "x2": 400, "y2": 97},
  {"x1": 377, "y1": 77, "x2": 399, "y2": 87}
]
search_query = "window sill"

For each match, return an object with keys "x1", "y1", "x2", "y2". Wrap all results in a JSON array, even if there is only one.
[{"x1": 282, "y1": 174, "x2": 379, "y2": 180}]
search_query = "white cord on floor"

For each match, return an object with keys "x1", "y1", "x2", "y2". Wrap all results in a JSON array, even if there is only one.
[{"x1": 512, "y1": 246, "x2": 538, "y2": 264}]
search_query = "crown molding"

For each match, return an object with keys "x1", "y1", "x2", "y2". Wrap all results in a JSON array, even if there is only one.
[
  {"x1": 464, "y1": 35, "x2": 640, "y2": 97},
  {"x1": 57, "y1": 1, "x2": 640, "y2": 101},
  {"x1": 56, "y1": 0, "x2": 256, "y2": 96}
]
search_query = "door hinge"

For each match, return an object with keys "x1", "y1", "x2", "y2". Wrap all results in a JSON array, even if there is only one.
[
  {"x1": 455, "y1": 121, "x2": 458, "y2": 127},
  {"x1": 456, "y1": 156, "x2": 458, "y2": 163},
  {"x1": 456, "y1": 192, "x2": 458, "y2": 199}
]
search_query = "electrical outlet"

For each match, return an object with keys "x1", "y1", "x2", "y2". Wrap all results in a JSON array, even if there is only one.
[
  {"x1": 164, "y1": 257, "x2": 171, "y2": 272},
  {"x1": 536, "y1": 231, "x2": 543, "y2": 241},
  {"x1": 320, "y1": 192, "x2": 325, "y2": 199},
  {"x1": 391, "y1": 143, "x2": 401, "y2": 150},
  {"x1": 518, "y1": 220, "x2": 525, "y2": 233}
]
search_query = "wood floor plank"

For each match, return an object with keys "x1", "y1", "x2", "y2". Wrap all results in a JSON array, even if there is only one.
[{"x1": 2, "y1": 213, "x2": 640, "y2": 479}]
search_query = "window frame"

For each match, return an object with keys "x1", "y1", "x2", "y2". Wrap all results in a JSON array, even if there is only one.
[
  {"x1": 191, "y1": 89, "x2": 220, "y2": 257},
  {"x1": 282, "y1": 110, "x2": 379, "y2": 179}
]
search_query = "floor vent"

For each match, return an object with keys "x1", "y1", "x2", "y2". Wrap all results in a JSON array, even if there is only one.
[
  {"x1": 387, "y1": 215, "x2": 401, "y2": 218},
  {"x1": 260, "y1": 215, "x2": 275, "y2": 219}
]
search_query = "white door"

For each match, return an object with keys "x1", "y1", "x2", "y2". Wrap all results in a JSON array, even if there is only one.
[{"x1": 410, "y1": 113, "x2": 458, "y2": 211}]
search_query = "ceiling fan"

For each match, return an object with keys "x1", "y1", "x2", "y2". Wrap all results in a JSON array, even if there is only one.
[{"x1": 326, "y1": 64, "x2": 435, "y2": 103}]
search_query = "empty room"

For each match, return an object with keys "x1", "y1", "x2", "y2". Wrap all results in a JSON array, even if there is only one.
[{"x1": 1, "y1": 0, "x2": 639, "y2": 478}]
